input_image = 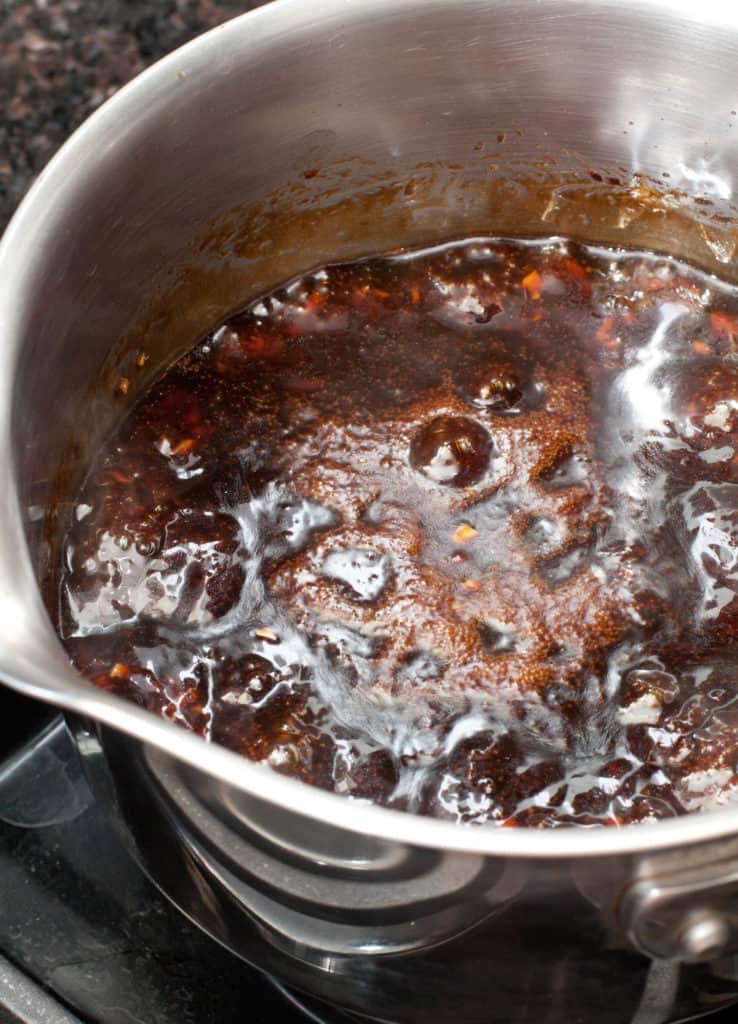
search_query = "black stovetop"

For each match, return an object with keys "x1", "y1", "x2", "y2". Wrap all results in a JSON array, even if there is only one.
[{"x1": 0, "y1": 697, "x2": 352, "y2": 1024}]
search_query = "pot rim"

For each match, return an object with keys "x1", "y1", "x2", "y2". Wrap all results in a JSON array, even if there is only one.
[{"x1": 2, "y1": 0, "x2": 738, "y2": 860}]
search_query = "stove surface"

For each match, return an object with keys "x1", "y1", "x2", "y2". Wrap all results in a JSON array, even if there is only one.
[{"x1": 0, "y1": 708, "x2": 354, "y2": 1024}]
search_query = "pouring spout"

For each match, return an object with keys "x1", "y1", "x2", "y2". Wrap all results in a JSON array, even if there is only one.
[{"x1": 0, "y1": 456, "x2": 70, "y2": 704}]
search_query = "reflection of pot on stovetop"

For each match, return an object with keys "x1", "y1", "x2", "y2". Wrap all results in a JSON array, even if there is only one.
[{"x1": 4, "y1": 2, "x2": 738, "y2": 1021}]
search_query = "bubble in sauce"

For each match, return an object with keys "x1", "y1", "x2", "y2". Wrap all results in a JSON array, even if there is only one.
[{"x1": 409, "y1": 415, "x2": 492, "y2": 486}]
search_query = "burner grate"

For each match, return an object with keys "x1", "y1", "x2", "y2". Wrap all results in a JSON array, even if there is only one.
[{"x1": 0, "y1": 718, "x2": 355, "y2": 1024}]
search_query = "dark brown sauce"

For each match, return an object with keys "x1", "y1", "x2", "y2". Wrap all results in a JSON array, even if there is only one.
[{"x1": 58, "y1": 237, "x2": 738, "y2": 827}]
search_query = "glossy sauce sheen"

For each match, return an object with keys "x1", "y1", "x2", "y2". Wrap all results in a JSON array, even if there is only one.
[{"x1": 59, "y1": 238, "x2": 738, "y2": 827}]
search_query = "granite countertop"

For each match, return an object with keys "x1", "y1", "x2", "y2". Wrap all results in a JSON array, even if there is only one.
[{"x1": 0, "y1": 0, "x2": 263, "y2": 234}]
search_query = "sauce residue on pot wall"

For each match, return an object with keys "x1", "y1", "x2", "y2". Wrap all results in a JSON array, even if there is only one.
[{"x1": 58, "y1": 237, "x2": 738, "y2": 827}]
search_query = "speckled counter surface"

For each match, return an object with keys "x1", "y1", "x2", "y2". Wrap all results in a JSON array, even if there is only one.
[{"x1": 0, "y1": 0, "x2": 263, "y2": 234}]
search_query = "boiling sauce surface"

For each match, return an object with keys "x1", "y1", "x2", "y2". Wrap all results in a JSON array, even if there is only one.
[{"x1": 59, "y1": 238, "x2": 738, "y2": 827}]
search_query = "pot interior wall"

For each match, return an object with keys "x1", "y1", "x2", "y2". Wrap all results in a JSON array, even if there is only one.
[{"x1": 10, "y1": 0, "x2": 738, "y2": 590}]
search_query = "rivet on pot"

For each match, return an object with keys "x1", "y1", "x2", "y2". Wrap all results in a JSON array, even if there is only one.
[{"x1": 676, "y1": 910, "x2": 731, "y2": 962}]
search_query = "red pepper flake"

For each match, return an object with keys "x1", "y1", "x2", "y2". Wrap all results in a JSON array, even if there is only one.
[
  {"x1": 115, "y1": 377, "x2": 130, "y2": 396},
  {"x1": 521, "y1": 270, "x2": 543, "y2": 300},
  {"x1": 136, "y1": 352, "x2": 149, "y2": 368},
  {"x1": 242, "y1": 332, "x2": 284, "y2": 360},
  {"x1": 255, "y1": 627, "x2": 279, "y2": 643},
  {"x1": 110, "y1": 662, "x2": 130, "y2": 679},
  {"x1": 645, "y1": 276, "x2": 671, "y2": 292},
  {"x1": 563, "y1": 258, "x2": 588, "y2": 281},
  {"x1": 453, "y1": 523, "x2": 478, "y2": 544},
  {"x1": 710, "y1": 311, "x2": 738, "y2": 337},
  {"x1": 692, "y1": 339, "x2": 711, "y2": 355},
  {"x1": 596, "y1": 316, "x2": 614, "y2": 343},
  {"x1": 304, "y1": 292, "x2": 328, "y2": 311},
  {"x1": 108, "y1": 469, "x2": 132, "y2": 485},
  {"x1": 171, "y1": 438, "x2": 195, "y2": 456},
  {"x1": 462, "y1": 578, "x2": 481, "y2": 591},
  {"x1": 410, "y1": 286, "x2": 421, "y2": 304}
]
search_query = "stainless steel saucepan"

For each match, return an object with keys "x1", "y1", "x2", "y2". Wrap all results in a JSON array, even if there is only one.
[{"x1": 4, "y1": 1, "x2": 738, "y2": 1020}]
